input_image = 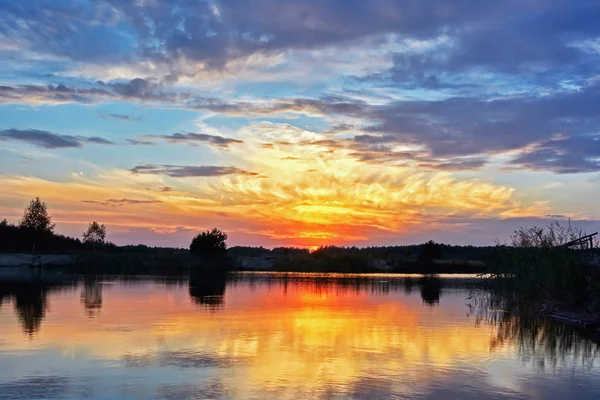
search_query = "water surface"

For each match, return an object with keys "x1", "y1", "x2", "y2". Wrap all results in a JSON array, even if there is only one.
[{"x1": 0, "y1": 271, "x2": 599, "y2": 399}]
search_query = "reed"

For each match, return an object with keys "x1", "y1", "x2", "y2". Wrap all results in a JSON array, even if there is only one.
[{"x1": 487, "y1": 222, "x2": 600, "y2": 305}]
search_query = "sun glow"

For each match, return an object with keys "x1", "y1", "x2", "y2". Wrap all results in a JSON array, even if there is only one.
[{"x1": 0, "y1": 123, "x2": 548, "y2": 247}]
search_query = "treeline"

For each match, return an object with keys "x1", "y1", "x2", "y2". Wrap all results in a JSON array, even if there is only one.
[
  {"x1": 228, "y1": 246, "x2": 310, "y2": 257},
  {"x1": 229, "y1": 242, "x2": 489, "y2": 274},
  {"x1": 0, "y1": 219, "x2": 85, "y2": 253},
  {"x1": 229, "y1": 243, "x2": 495, "y2": 261},
  {"x1": 0, "y1": 198, "x2": 114, "y2": 253}
]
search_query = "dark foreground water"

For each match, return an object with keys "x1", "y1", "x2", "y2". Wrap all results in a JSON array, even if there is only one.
[{"x1": 0, "y1": 271, "x2": 599, "y2": 400}]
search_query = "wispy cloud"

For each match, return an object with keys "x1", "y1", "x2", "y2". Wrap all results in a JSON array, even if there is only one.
[
  {"x1": 82, "y1": 198, "x2": 161, "y2": 206},
  {"x1": 0, "y1": 128, "x2": 115, "y2": 149},
  {"x1": 129, "y1": 164, "x2": 258, "y2": 177},
  {"x1": 126, "y1": 138, "x2": 155, "y2": 146},
  {"x1": 141, "y1": 132, "x2": 243, "y2": 148},
  {"x1": 100, "y1": 113, "x2": 144, "y2": 122}
]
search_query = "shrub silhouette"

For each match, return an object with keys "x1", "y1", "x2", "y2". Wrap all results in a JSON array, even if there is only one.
[{"x1": 190, "y1": 228, "x2": 228, "y2": 256}]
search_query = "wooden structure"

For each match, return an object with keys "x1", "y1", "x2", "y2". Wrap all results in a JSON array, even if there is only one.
[{"x1": 560, "y1": 232, "x2": 598, "y2": 259}]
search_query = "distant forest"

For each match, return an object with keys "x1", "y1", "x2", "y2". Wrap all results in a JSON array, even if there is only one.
[{"x1": 228, "y1": 244, "x2": 495, "y2": 261}]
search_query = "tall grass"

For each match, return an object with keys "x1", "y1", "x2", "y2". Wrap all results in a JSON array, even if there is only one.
[{"x1": 488, "y1": 222, "x2": 599, "y2": 305}]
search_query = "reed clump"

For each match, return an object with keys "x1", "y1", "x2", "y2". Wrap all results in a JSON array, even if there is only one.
[{"x1": 488, "y1": 222, "x2": 599, "y2": 306}]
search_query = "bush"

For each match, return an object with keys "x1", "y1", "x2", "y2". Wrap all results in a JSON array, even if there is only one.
[{"x1": 190, "y1": 228, "x2": 228, "y2": 256}]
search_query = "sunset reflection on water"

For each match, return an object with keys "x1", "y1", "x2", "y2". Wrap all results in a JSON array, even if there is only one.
[{"x1": 0, "y1": 272, "x2": 598, "y2": 399}]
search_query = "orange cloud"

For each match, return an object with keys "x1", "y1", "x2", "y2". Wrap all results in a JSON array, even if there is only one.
[{"x1": 0, "y1": 123, "x2": 550, "y2": 247}]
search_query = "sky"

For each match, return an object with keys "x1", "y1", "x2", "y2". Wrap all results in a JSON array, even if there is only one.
[{"x1": 0, "y1": 0, "x2": 599, "y2": 248}]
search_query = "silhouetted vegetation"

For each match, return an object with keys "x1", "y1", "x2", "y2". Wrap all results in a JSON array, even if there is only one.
[
  {"x1": 190, "y1": 228, "x2": 228, "y2": 256},
  {"x1": 488, "y1": 222, "x2": 600, "y2": 308},
  {"x1": 419, "y1": 240, "x2": 442, "y2": 261},
  {"x1": 0, "y1": 198, "x2": 114, "y2": 253},
  {"x1": 230, "y1": 243, "x2": 487, "y2": 273},
  {"x1": 228, "y1": 246, "x2": 272, "y2": 257},
  {"x1": 230, "y1": 243, "x2": 493, "y2": 262},
  {"x1": 271, "y1": 246, "x2": 374, "y2": 273},
  {"x1": 20, "y1": 197, "x2": 55, "y2": 234},
  {"x1": 0, "y1": 219, "x2": 84, "y2": 253},
  {"x1": 83, "y1": 221, "x2": 106, "y2": 245}
]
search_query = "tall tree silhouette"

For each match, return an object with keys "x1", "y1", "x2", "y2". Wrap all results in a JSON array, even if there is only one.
[{"x1": 20, "y1": 197, "x2": 54, "y2": 233}]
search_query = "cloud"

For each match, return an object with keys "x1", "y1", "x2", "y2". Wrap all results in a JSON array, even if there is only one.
[
  {"x1": 82, "y1": 198, "x2": 160, "y2": 206},
  {"x1": 0, "y1": 128, "x2": 115, "y2": 149},
  {"x1": 86, "y1": 136, "x2": 116, "y2": 145},
  {"x1": 100, "y1": 113, "x2": 144, "y2": 122},
  {"x1": 3, "y1": 0, "x2": 598, "y2": 80},
  {"x1": 0, "y1": 128, "x2": 81, "y2": 149},
  {"x1": 320, "y1": 124, "x2": 358, "y2": 135},
  {"x1": 546, "y1": 214, "x2": 567, "y2": 219},
  {"x1": 0, "y1": 83, "x2": 114, "y2": 105},
  {"x1": 4, "y1": 77, "x2": 599, "y2": 173},
  {"x1": 1, "y1": 0, "x2": 599, "y2": 179},
  {"x1": 418, "y1": 158, "x2": 487, "y2": 172},
  {"x1": 339, "y1": 83, "x2": 600, "y2": 173},
  {"x1": 129, "y1": 164, "x2": 258, "y2": 178},
  {"x1": 509, "y1": 136, "x2": 600, "y2": 174},
  {"x1": 126, "y1": 138, "x2": 155, "y2": 146},
  {"x1": 142, "y1": 132, "x2": 243, "y2": 148},
  {"x1": 0, "y1": 79, "x2": 189, "y2": 105}
]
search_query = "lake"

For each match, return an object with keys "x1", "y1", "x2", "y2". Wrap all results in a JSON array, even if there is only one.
[{"x1": 0, "y1": 271, "x2": 599, "y2": 399}]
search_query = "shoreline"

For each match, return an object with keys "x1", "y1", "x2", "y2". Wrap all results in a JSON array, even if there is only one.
[
  {"x1": 543, "y1": 305, "x2": 600, "y2": 342},
  {"x1": 0, "y1": 252, "x2": 487, "y2": 274}
]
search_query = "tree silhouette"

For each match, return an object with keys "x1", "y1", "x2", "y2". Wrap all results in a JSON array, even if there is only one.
[
  {"x1": 20, "y1": 197, "x2": 54, "y2": 233},
  {"x1": 419, "y1": 240, "x2": 442, "y2": 261},
  {"x1": 83, "y1": 221, "x2": 106, "y2": 244},
  {"x1": 190, "y1": 228, "x2": 228, "y2": 256}
]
